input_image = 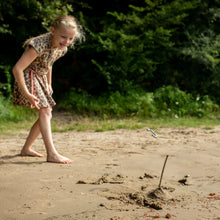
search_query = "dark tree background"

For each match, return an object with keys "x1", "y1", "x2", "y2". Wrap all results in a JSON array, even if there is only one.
[{"x1": 0, "y1": 0, "x2": 220, "y2": 103}]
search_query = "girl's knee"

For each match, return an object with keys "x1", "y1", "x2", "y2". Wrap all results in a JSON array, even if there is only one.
[{"x1": 39, "y1": 107, "x2": 52, "y2": 119}]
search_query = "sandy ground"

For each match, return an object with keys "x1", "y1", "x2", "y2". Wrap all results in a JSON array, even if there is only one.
[{"x1": 0, "y1": 126, "x2": 220, "y2": 220}]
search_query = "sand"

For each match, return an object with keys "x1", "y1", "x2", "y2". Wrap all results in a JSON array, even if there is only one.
[{"x1": 0, "y1": 126, "x2": 220, "y2": 220}]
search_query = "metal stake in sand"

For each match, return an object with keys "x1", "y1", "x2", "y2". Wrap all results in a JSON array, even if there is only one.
[{"x1": 158, "y1": 155, "x2": 169, "y2": 189}]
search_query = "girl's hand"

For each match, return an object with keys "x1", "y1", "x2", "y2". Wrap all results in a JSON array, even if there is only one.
[
  {"x1": 48, "y1": 85, "x2": 53, "y2": 94},
  {"x1": 26, "y1": 93, "x2": 40, "y2": 110}
]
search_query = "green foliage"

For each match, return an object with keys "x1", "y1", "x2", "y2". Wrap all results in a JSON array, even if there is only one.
[
  {"x1": 0, "y1": 95, "x2": 36, "y2": 121},
  {"x1": 0, "y1": 0, "x2": 73, "y2": 36},
  {"x1": 88, "y1": 0, "x2": 199, "y2": 92},
  {"x1": 182, "y1": 32, "x2": 220, "y2": 69},
  {"x1": 0, "y1": 95, "x2": 12, "y2": 120},
  {"x1": 58, "y1": 86, "x2": 218, "y2": 118},
  {"x1": 76, "y1": 0, "x2": 219, "y2": 102},
  {"x1": 0, "y1": 65, "x2": 12, "y2": 96},
  {"x1": 0, "y1": 24, "x2": 12, "y2": 35},
  {"x1": 171, "y1": 0, "x2": 220, "y2": 102},
  {"x1": 59, "y1": 88, "x2": 153, "y2": 116},
  {"x1": 0, "y1": 0, "x2": 220, "y2": 114},
  {"x1": 153, "y1": 86, "x2": 218, "y2": 118}
]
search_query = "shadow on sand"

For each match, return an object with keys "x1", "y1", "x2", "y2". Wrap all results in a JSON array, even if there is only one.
[{"x1": 0, "y1": 154, "x2": 46, "y2": 165}]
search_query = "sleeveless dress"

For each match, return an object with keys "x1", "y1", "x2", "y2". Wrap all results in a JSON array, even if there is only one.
[{"x1": 13, "y1": 33, "x2": 67, "y2": 109}]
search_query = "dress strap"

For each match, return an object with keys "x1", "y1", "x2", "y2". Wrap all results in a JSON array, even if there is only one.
[
  {"x1": 30, "y1": 69, "x2": 35, "y2": 108},
  {"x1": 29, "y1": 68, "x2": 43, "y2": 109}
]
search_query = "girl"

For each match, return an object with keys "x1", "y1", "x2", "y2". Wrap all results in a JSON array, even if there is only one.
[{"x1": 13, "y1": 15, "x2": 84, "y2": 164}]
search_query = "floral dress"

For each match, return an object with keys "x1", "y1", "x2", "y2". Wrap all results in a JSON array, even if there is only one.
[{"x1": 13, "y1": 33, "x2": 67, "y2": 109}]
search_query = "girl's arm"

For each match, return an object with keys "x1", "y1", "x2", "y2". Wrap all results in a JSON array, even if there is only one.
[
  {"x1": 47, "y1": 67, "x2": 53, "y2": 94},
  {"x1": 12, "y1": 47, "x2": 40, "y2": 109}
]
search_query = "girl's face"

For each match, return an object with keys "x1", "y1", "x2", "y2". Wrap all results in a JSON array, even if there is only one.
[{"x1": 51, "y1": 25, "x2": 75, "y2": 50}]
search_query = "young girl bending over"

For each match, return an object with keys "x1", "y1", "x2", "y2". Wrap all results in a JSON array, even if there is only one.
[{"x1": 13, "y1": 15, "x2": 84, "y2": 164}]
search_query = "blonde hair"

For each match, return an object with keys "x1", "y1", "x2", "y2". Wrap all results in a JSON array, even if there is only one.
[
  {"x1": 23, "y1": 15, "x2": 85, "y2": 49},
  {"x1": 51, "y1": 15, "x2": 85, "y2": 47}
]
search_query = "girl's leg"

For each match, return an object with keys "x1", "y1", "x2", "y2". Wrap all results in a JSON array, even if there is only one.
[
  {"x1": 20, "y1": 119, "x2": 43, "y2": 157},
  {"x1": 38, "y1": 107, "x2": 72, "y2": 164}
]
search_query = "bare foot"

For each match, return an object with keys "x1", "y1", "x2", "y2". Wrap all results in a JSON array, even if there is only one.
[
  {"x1": 47, "y1": 153, "x2": 72, "y2": 164},
  {"x1": 20, "y1": 149, "x2": 43, "y2": 157}
]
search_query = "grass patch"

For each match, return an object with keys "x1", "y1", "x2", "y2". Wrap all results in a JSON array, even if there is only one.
[
  {"x1": 45, "y1": 112, "x2": 220, "y2": 132},
  {"x1": 49, "y1": 111, "x2": 220, "y2": 132},
  {"x1": 0, "y1": 112, "x2": 220, "y2": 136}
]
